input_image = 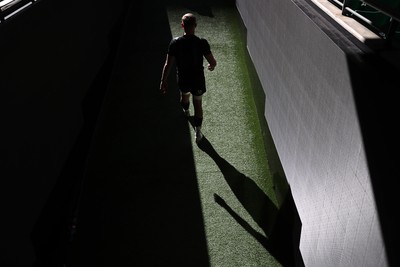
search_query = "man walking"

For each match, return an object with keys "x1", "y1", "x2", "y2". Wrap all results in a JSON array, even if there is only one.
[{"x1": 160, "y1": 13, "x2": 217, "y2": 143}]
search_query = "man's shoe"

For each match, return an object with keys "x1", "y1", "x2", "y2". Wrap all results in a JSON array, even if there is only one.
[{"x1": 195, "y1": 127, "x2": 203, "y2": 143}]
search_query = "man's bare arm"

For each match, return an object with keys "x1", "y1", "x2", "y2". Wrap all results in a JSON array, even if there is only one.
[
  {"x1": 160, "y1": 54, "x2": 175, "y2": 93},
  {"x1": 205, "y1": 53, "x2": 217, "y2": 71}
]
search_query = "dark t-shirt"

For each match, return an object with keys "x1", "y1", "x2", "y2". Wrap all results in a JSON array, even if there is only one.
[{"x1": 168, "y1": 34, "x2": 211, "y2": 92}]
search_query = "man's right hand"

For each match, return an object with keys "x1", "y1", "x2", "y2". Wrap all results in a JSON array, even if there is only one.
[{"x1": 160, "y1": 80, "x2": 167, "y2": 94}]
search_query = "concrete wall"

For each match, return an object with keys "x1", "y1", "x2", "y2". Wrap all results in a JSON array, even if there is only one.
[
  {"x1": 0, "y1": 0, "x2": 129, "y2": 265},
  {"x1": 236, "y1": 0, "x2": 399, "y2": 266}
]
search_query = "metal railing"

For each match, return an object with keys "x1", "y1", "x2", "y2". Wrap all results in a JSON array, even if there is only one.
[
  {"x1": 0, "y1": 0, "x2": 37, "y2": 23},
  {"x1": 363, "y1": 0, "x2": 400, "y2": 40},
  {"x1": 329, "y1": 0, "x2": 400, "y2": 44}
]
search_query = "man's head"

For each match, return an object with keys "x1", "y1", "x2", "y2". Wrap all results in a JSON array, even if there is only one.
[{"x1": 181, "y1": 13, "x2": 197, "y2": 32}]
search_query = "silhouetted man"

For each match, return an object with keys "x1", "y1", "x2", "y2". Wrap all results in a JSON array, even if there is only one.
[{"x1": 160, "y1": 13, "x2": 217, "y2": 142}]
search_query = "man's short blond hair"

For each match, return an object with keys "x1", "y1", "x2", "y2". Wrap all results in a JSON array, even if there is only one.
[{"x1": 182, "y1": 13, "x2": 197, "y2": 29}]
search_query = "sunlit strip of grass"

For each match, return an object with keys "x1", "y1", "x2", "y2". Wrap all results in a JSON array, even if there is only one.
[{"x1": 167, "y1": 5, "x2": 282, "y2": 267}]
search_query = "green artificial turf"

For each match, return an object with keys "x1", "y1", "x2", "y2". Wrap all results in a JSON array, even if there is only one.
[{"x1": 167, "y1": 5, "x2": 283, "y2": 267}]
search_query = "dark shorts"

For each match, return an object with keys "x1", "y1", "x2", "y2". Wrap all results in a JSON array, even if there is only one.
[
  {"x1": 178, "y1": 74, "x2": 206, "y2": 96},
  {"x1": 180, "y1": 87, "x2": 206, "y2": 96}
]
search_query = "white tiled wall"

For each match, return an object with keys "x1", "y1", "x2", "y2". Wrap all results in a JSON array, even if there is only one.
[{"x1": 236, "y1": 0, "x2": 387, "y2": 266}]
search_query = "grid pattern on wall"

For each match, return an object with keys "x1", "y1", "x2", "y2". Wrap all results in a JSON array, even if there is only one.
[{"x1": 235, "y1": 0, "x2": 387, "y2": 266}]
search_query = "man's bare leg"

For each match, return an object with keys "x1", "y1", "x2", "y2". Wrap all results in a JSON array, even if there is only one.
[
  {"x1": 181, "y1": 92, "x2": 190, "y2": 117},
  {"x1": 193, "y1": 95, "x2": 204, "y2": 142}
]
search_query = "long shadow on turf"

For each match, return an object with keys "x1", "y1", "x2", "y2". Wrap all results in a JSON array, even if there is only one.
[{"x1": 198, "y1": 137, "x2": 304, "y2": 267}]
